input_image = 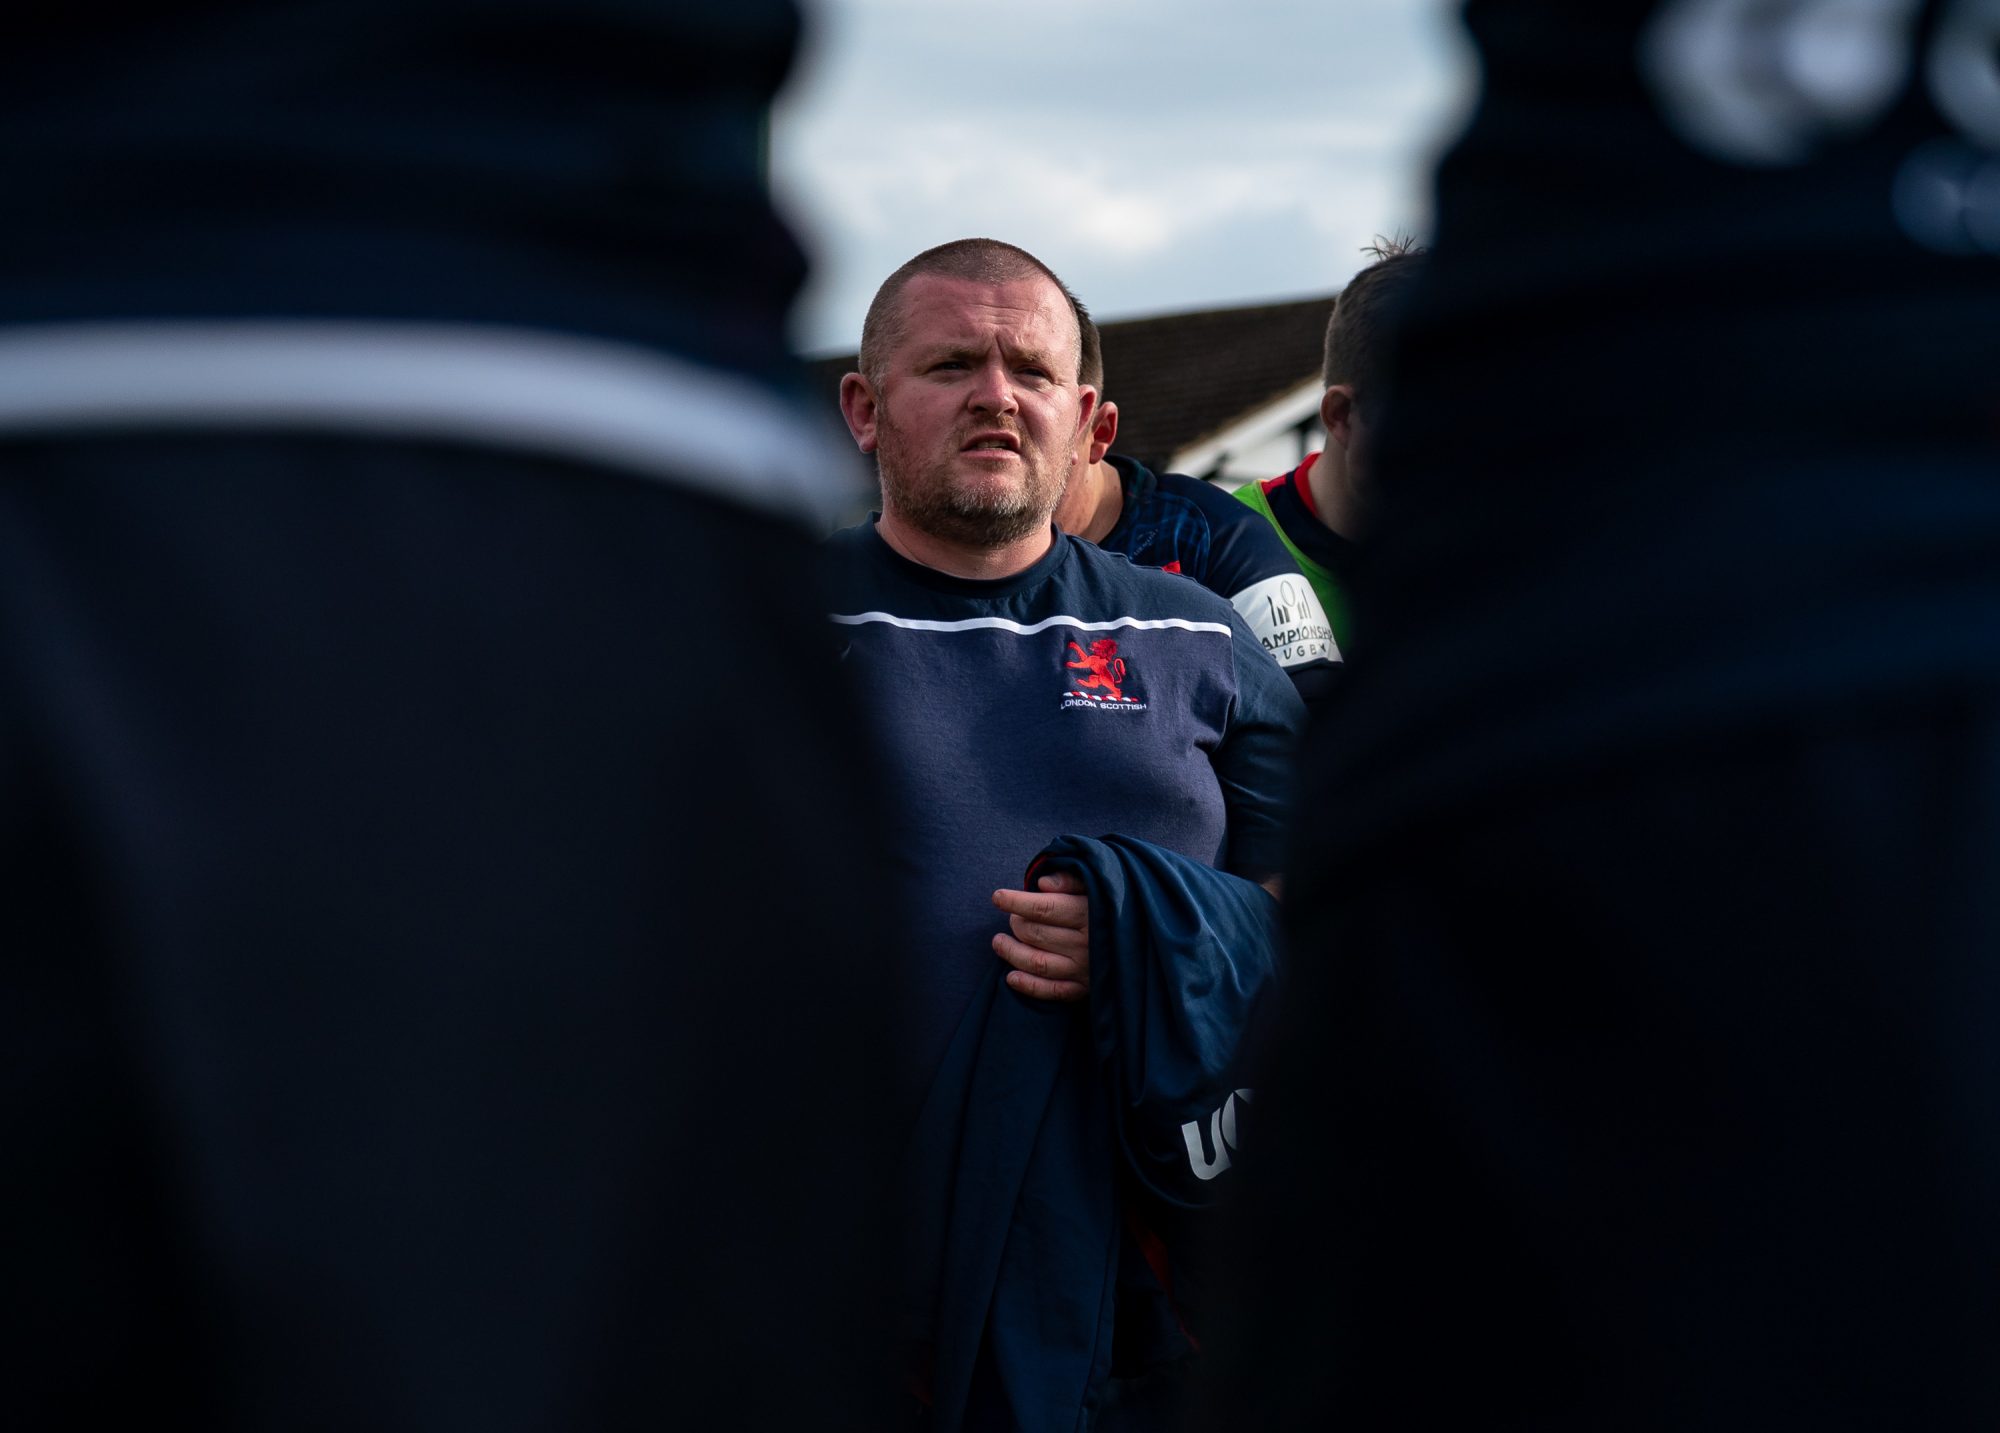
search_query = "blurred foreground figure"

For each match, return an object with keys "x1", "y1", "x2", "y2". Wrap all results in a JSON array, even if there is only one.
[
  {"x1": 0, "y1": 4, "x2": 893, "y2": 1429},
  {"x1": 1211, "y1": 0, "x2": 2000, "y2": 1427}
]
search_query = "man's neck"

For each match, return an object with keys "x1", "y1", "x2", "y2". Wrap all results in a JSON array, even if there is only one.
[
  {"x1": 1304, "y1": 447, "x2": 1364, "y2": 542},
  {"x1": 1073, "y1": 459, "x2": 1125, "y2": 544},
  {"x1": 1051, "y1": 457, "x2": 1125, "y2": 544},
  {"x1": 876, "y1": 507, "x2": 1056, "y2": 580}
]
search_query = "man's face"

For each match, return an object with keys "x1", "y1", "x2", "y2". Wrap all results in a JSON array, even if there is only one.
[{"x1": 848, "y1": 273, "x2": 1095, "y2": 549}]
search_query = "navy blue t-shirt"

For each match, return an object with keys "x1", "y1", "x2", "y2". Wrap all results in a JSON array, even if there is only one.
[
  {"x1": 1099, "y1": 454, "x2": 1340, "y2": 684},
  {"x1": 825, "y1": 521, "x2": 1303, "y2": 1082}
]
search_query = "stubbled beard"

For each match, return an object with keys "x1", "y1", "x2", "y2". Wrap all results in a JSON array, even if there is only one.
[
  {"x1": 881, "y1": 469, "x2": 1056, "y2": 548},
  {"x1": 875, "y1": 419, "x2": 1070, "y2": 549}
]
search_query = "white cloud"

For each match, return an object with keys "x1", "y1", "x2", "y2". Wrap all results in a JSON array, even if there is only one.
[{"x1": 773, "y1": 0, "x2": 1475, "y2": 351}]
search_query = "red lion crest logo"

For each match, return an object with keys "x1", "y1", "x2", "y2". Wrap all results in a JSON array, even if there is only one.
[{"x1": 1066, "y1": 638, "x2": 1128, "y2": 701}]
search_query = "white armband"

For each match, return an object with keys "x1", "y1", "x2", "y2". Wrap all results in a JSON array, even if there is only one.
[{"x1": 1231, "y1": 573, "x2": 1339, "y2": 668}]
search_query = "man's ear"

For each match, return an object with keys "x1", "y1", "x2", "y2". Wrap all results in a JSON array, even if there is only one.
[
  {"x1": 1087, "y1": 400, "x2": 1119, "y2": 466},
  {"x1": 1320, "y1": 384, "x2": 1357, "y2": 450},
  {"x1": 1073, "y1": 384, "x2": 1098, "y2": 444},
  {"x1": 839, "y1": 372, "x2": 880, "y2": 454}
]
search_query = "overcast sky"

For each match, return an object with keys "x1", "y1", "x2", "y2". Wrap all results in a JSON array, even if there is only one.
[{"x1": 771, "y1": 0, "x2": 1477, "y2": 356}]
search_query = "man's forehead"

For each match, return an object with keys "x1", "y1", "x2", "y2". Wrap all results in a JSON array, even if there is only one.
[{"x1": 894, "y1": 272, "x2": 1076, "y2": 349}]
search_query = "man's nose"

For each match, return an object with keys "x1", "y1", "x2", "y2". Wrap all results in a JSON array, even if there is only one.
[{"x1": 965, "y1": 359, "x2": 1019, "y2": 414}]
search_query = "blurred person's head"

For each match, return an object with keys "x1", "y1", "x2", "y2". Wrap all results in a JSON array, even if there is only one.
[
  {"x1": 840, "y1": 239, "x2": 1097, "y2": 556},
  {"x1": 1319, "y1": 237, "x2": 1428, "y2": 516}
]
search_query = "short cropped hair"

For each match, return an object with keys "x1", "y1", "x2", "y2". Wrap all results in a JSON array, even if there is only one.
[
  {"x1": 858, "y1": 237, "x2": 1090, "y2": 389},
  {"x1": 1079, "y1": 312, "x2": 1105, "y2": 393},
  {"x1": 1323, "y1": 236, "x2": 1429, "y2": 408}
]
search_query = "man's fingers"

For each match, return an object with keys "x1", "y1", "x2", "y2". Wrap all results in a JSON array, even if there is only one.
[
  {"x1": 991, "y1": 886, "x2": 1088, "y2": 928},
  {"x1": 992, "y1": 931, "x2": 1085, "y2": 983},
  {"x1": 992, "y1": 878, "x2": 1091, "y2": 1000},
  {"x1": 1007, "y1": 913, "x2": 1088, "y2": 957},
  {"x1": 1004, "y1": 969, "x2": 1089, "y2": 1003}
]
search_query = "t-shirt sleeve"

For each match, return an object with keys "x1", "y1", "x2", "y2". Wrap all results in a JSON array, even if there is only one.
[
  {"x1": 1214, "y1": 612, "x2": 1308, "y2": 881},
  {"x1": 1195, "y1": 484, "x2": 1342, "y2": 680}
]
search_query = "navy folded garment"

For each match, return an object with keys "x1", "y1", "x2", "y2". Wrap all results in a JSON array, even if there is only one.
[{"x1": 902, "y1": 834, "x2": 1282, "y2": 1432}]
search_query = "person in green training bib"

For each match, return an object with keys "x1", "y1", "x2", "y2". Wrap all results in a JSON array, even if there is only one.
[{"x1": 1234, "y1": 239, "x2": 1426, "y2": 651}]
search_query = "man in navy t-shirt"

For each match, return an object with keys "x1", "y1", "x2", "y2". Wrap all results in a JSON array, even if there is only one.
[
  {"x1": 1053, "y1": 316, "x2": 1340, "y2": 706},
  {"x1": 827, "y1": 237, "x2": 1302, "y2": 1426}
]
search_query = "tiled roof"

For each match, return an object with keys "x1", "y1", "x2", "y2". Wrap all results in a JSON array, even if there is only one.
[
  {"x1": 1093, "y1": 294, "x2": 1332, "y2": 470},
  {"x1": 802, "y1": 292, "x2": 1334, "y2": 473}
]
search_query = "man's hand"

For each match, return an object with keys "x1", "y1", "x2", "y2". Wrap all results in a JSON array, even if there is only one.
[{"x1": 991, "y1": 871, "x2": 1090, "y2": 1003}]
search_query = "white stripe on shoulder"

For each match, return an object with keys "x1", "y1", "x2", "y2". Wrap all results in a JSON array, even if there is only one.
[
  {"x1": 829, "y1": 612, "x2": 1234, "y2": 637},
  {"x1": 0, "y1": 320, "x2": 863, "y2": 525}
]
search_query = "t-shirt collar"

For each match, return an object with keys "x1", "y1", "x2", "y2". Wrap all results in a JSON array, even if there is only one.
[{"x1": 861, "y1": 515, "x2": 1072, "y2": 596}]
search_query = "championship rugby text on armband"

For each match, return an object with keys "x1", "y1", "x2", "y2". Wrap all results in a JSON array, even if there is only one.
[
  {"x1": 1233, "y1": 574, "x2": 1333, "y2": 667},
  {"x1": 1263, "y1": 622, "x2": 1334, "y2": 667}
]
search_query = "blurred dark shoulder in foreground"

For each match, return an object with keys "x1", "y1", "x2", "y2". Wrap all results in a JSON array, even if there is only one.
[
  {"x1": 0, "y1": 0, "x2": 808, "y2": 384},
  {"x1": 1, "y1": 5, "x2": 896, "y2": 1430},
  {"x1": 1207, "y1": 1, "x2": 2000, "y2": 1429}
]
